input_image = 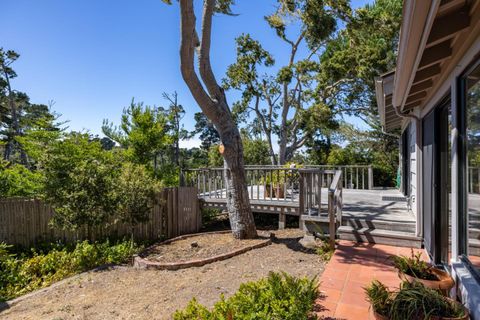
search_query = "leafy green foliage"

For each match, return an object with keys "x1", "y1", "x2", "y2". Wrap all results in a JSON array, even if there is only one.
[
  {"x1": 0, "y1": 161, "x2": 43, "y2": 197},
  {"x1": 42, "y1": 133, "x2": 122, "y2": 230},
  {"x1": 365, "y1": 280, "x2": 466, "y2": 319},
  {"x1": 191, "y1": 112, "x2": 220, "y2": 151},
  {"x1": 315, "y1": 238, "x2": 334, "y2": 262},
  {"x1": 364, "y1": 280, "x2": 392, "y2": 317},
  {"x1": 173, "y1": 272, "x2": 318, "y2": 320},
  {"x1": 116, "y1": 162, "x2": 161, "y2": 235},
  {"x1": 391, "y1": 250, "x2": 438, "y2": 281},
  {"x1": 0, "y1": 239, "x2": 141, "y2": 301},
  {"x1": 102, "y1": 100, "x2": 172, "y2": 168}
]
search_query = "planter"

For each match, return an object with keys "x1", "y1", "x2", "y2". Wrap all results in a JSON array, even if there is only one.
[
  {"x1": 264, "y1": 185, "x2": 284, "y2": 199},
  {"x1": 371, "y1": 309, "x2": 389, "y2": 320},
  {"x1": 398, "y1": 268, "x2": 455, "y2": 292},
  {"x1": 430, "y1": 298, "x2": 470, "y2": 320},
  {"x1": 274, "y1": 185, "x2": 285, "y2": 198}
]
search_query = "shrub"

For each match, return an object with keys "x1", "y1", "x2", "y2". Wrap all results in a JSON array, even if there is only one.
[
  {"x1": 173, "y1": 272, "x2": 318, "y2": 320},
  {"x1": 0, "y1": 239, "x2": 141, "y2": 301},
  {"x1": 42, "y1": 133, "x2": 122, "y2": 230},
  {"x1": 116, "y1": 163, "x2": 161, "y2": 239},
  {"x1": 0, "y1": 162, "x2": 43, "y2": 197}
]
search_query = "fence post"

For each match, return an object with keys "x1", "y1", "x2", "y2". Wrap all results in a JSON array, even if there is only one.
[{"x1": 368, "y1": 166, "x2": 374, "y2": 190}]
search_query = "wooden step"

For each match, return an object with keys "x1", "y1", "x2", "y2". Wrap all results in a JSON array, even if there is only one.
[
  {"x1": 342, "y1": 217, "x2": 416, "y2": 233},
  {"x1": 338, "y1": 226, "x2": 423, "y2": 248}
]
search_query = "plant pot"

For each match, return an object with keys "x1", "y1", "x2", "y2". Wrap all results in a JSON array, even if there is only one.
[
  {"x1": 430, "y1": 298, "x2": 470, "y2": 320},
  {"x1": 398, "y1": 268, "x2": 455, "y2": 292},
  {"x1": 371, "y1": 309, "x2": 389, "y2": 320},
  {"x1": 264, "y1": 185, "x2": 273, "y2": 198},
  {"x1": 274, "y1": 185, "x2": 285, "y2": 198}
]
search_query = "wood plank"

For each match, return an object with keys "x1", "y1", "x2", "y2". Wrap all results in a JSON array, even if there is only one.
[
  {"x1": 427, "y1": 6, "x2": 470, "y2": 47},
  {"x1": 413, "y1": 64, "x2": 441, "y2": 84},
  {"x1": 418, "y1": 41, "x2": 452, "y2": 70}
]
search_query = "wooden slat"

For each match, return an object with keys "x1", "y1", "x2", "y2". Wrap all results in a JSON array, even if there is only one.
[
  {"x1": 0, "y1": 187, "x2": 200, "y2": 247},
  {"x1": 427, "y1": 6, "x2": 470, "y2": 47},
  {"x1": 413, "y1": 64, "x2": 442, "y2": 84},
  {"x1": 418, "y1": 40, "x2": 452, "y2": 70}
]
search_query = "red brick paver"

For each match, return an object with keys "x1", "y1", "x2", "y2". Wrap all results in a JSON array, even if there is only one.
[{"x1": 315, "y1": 240, "x2": 425, "y2": 320}]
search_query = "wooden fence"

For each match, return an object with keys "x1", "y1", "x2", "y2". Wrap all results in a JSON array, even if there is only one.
[{"x1": 0, "y1": 187, "x2": 201, "y2": 247}]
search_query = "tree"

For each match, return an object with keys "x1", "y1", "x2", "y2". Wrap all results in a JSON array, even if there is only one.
[
  {"x1": 116, "y1": 162, "x2": 161, "y2": 240},
  {"x1": 163, "y1": 0, "x2": 257, "y2": 239},
  {"x1": 316, "y1": 0, "x2": 402, "y2": 126},
  {"x1": 192, "y1": 112, "x2": 220, "y2": 150},
  {"x1": 102, "y1": 100, "x2": 173, "y2": 172},
  {"x1": 314, "y1": 0, "x2": 402, "y2": 185},
  {"x1": 223, "y1": 1, "x2": 350, "y2": 164},
  {"x1": 163, "y1": 91, "x2": 188, "y2": 166},
  {"x1": 42, "y1": 133, "x2": 121, "y2": 231},
  {"x1": 0, "y1": 48, "x2": 22, "y2": 162}
]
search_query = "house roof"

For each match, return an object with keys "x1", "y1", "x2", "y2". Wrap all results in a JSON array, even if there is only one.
[{"x1": 377, "y1": 0, "x2": 480, "y2": 132}]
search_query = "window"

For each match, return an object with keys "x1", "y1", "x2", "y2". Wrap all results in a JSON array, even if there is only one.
[{"x1": 463, "y1": 61, "x2": 480, "y2": 274}]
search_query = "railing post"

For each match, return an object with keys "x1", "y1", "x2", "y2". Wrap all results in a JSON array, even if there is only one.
[
  {"x1": 368, "y1": 166, "x2": 374, "y2": 190},
  {"x1": 328, "y1": 190, "x2": 335, "y2": 249},
  {"x1": 299, "y1": 172, "x2": 305, "y2": 215}
]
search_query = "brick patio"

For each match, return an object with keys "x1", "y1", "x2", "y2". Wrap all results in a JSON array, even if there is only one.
[{"x1": 315, "y1": 240, "x2": 425, "y2": 320}]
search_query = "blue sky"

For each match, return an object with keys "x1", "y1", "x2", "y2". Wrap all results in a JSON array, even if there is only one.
[{"x1": 1, "y1": 0, "x2": 372, "y2": 148}]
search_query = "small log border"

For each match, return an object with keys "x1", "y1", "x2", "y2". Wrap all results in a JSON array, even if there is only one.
[{"x1": 133, "y1": 230, "x2": 272, "y2": 270}]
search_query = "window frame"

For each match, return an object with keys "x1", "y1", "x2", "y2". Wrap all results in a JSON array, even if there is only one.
[{"x1": 457, "y1": 56, "x2": 480, "y2": 283}]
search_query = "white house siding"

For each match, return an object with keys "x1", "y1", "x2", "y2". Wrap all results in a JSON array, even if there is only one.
[{"x1": 408, "y1": 122, "x2": 417, "y2": 216}]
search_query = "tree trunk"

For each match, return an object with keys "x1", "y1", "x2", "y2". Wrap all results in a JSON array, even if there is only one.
[
  {"x1": 219, "y1": 122, "x2": 257, "y2": 239},
  {"x1": 178, "y1": 0, "x2": 256, "y2": 239}
]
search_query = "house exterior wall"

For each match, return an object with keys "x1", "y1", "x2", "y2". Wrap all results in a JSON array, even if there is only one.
[{"x1": 409, "y1": 36, "x2": 480, "y2": 320}]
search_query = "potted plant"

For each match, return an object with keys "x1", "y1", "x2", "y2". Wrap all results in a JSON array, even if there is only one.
[
  {"x1": 364, "y1": 280, "x2": 392, "y2": 320},
  {"x1": 262, "y1": 171, "x2": 285, "y2": 199},
  {"x1": 390, "y1": 281, "x2": 468, "y2": 320},
  {"x1": 391, "y1": 249, "x2": 454, "y2": 292},
  {"x1": 364, "y1": 280, "x2": 469, "y2": 320}
]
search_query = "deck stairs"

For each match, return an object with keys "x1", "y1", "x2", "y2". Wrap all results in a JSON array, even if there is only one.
[{"x1": 301, "y1": 190, "x2": 423, "y2": 248}]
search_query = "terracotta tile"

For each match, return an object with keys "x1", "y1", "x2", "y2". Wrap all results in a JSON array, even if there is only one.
[
  {"x1": 340, "y1": 291, "x2": 370, "y2": 309},
  {"x1": 314, "y1": 300, "x2": 337, "y2": 318},
  {"x1": 322, "y1": 269, "x2": 350, "y2": 281},
  {"x1": 343, "y1": 280, "x2": 367, "y2": 294},
  {"x1": 335, "y1": 303, "x2": 370, "y2": 320},
  {"x1": 320, "y1": 277, "x2": 346, "y2": 291},
  {"x1": 318, "y1": 288, "x2": 343, "y2": 303}
]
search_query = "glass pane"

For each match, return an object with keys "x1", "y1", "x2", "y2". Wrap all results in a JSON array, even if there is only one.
[{"x1": 466, "y1": 63, "x2": 480, "y2": 272}]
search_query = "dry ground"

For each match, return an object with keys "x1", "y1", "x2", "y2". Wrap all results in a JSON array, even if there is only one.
[{"x1": 0, "y1": 229, "x2": 325, "y2": 320}]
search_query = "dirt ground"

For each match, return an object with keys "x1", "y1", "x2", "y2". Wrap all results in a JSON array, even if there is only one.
[
  {"x1": 142, "y1": 231, "x2": 270, "y2": 263},
  {"x1": 0, "y1": 229, "x2": 325, "y2": 320}
]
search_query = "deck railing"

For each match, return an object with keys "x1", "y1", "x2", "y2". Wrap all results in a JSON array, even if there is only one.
[
  {"x1": 299, "y1": 169, "x2": 342, "y2": 248},
  {"x1": 180, "y1": 164, "x2": 372, "y2": 195}
]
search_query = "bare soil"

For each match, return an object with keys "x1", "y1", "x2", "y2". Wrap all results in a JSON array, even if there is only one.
[
  {"x1": 0, "y1": 229, "x2": 325, "y2": 320},
  {"x1": 142, "y1": 231, "x2": 271, "y2": 263}
]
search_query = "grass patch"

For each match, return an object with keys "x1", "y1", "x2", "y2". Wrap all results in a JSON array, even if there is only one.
[{"x1": 173, "y1": 272, "x2": 319, "y2": 320}]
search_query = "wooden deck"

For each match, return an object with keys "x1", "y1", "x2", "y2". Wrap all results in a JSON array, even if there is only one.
[
  {"x1": 201, "y1": 187, "x2": 414, "y2": 225},
  {"x1": 183, "y1": 166, "x2": 420, "y2": 246}
]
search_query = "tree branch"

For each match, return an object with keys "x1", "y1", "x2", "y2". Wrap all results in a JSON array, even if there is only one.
[
  {"x1": 179, "y1": 0, "x2": 217, "y2": 121},
  {"x1": 199, "y1": 0, "x2": 223, "y2": 99}
]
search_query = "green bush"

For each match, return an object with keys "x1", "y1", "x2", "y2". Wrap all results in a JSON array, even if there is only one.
[
  {"x1": 0, "y1": 239, "x2": 141, "y2": 301},
  {"x1": 0, "y1": 162, "x2": 43, "y2": 197},
  {"x1": 173, "y1": 272, "x2": 318, "y2": 320}
]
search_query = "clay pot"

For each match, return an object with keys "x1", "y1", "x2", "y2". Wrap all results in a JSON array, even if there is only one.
[
  {"x1": 430, "y1": 298, "x2": 470, "y2": 320},
  {"x1": 274, "y1": 185, "x2": 285, "y2": 198},
  {"x1": 398, "y1": 268, "x2": 455, "y2": 292},
  {"x1": 371, "y1": 309, "x2": 389, "y2": 320}
]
